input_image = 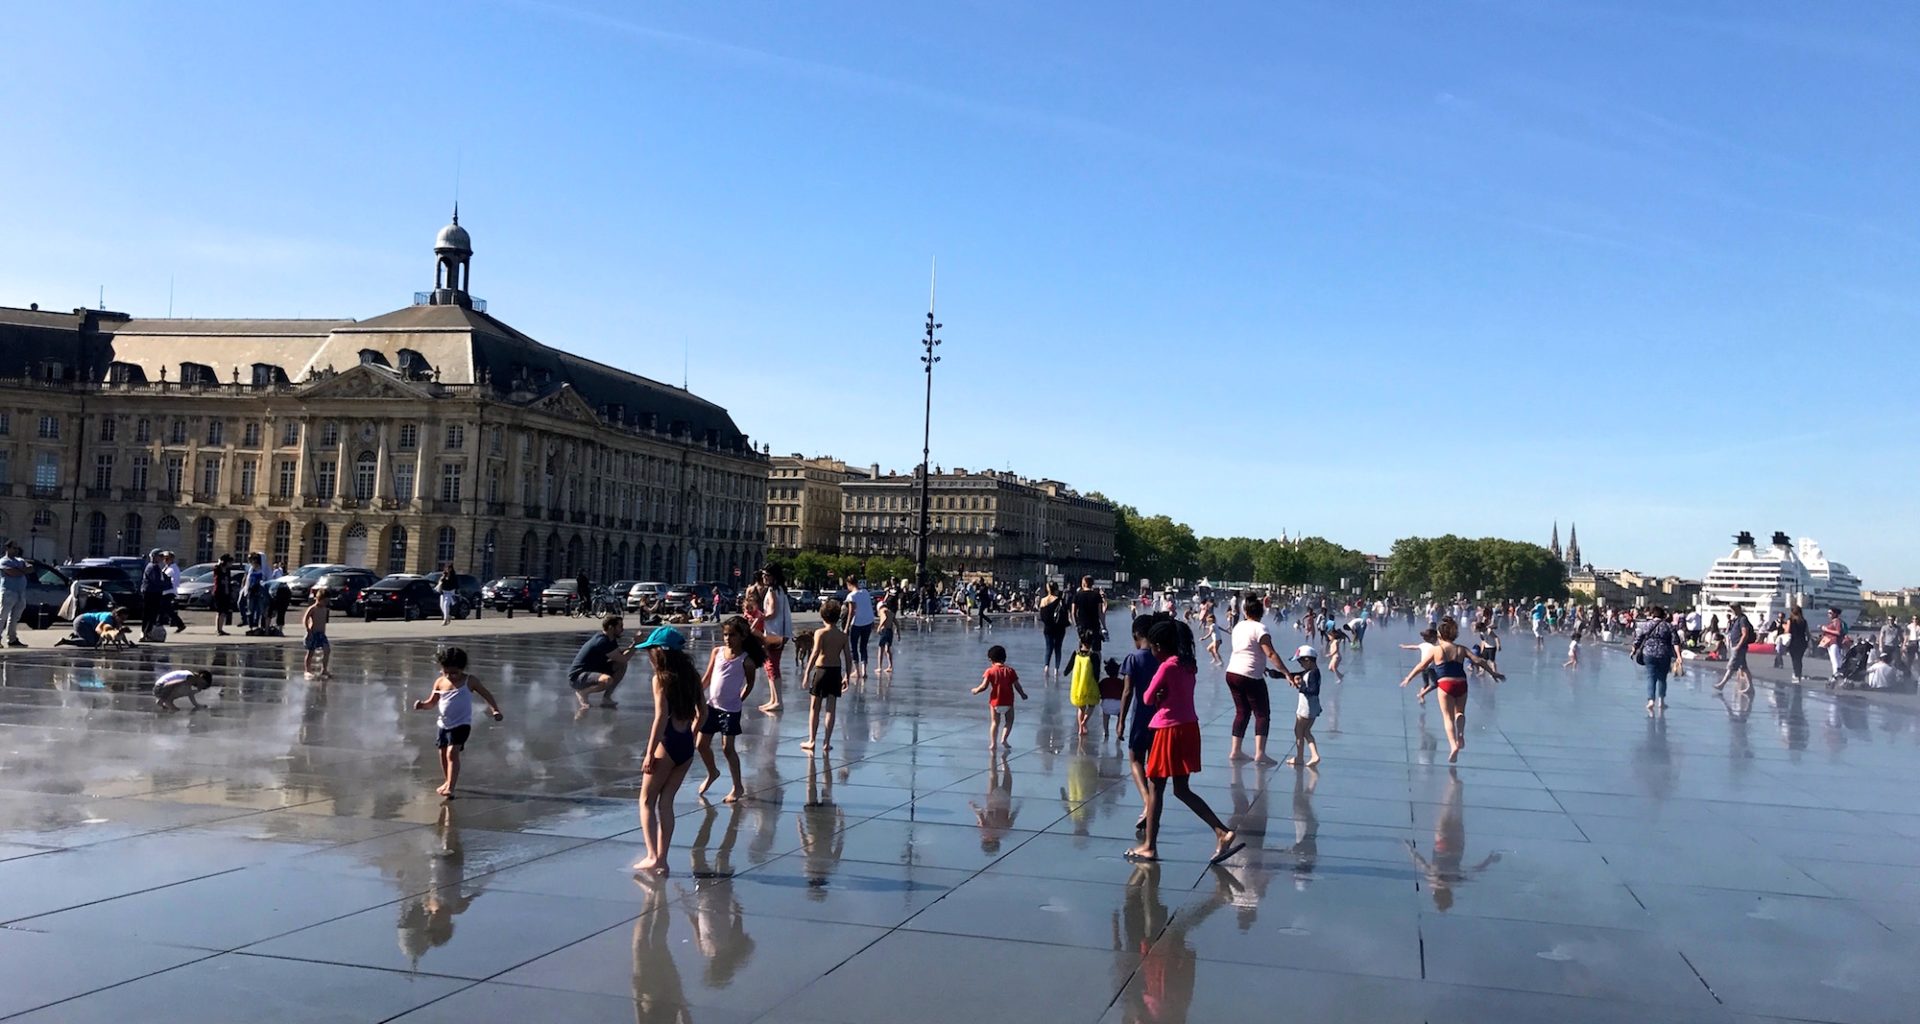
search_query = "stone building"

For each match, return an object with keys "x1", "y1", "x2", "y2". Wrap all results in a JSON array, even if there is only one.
[
  {"x1": 0, "y1": 215, "x2": 766, "y2": 582},
  {"x1": 766, "y1": 455, "x2": 869, "y2": 554},
  {"x1": 836, "y1": 465, "x2": 1115, "y2": 585}
]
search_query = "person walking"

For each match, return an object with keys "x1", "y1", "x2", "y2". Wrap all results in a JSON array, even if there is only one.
[
  {"x1": 161, "y1": 552, "x2": 187, "y2": 633},
  {"x1": 1223, "y1": 596, "x2": 1287, "y2": 766},
  {"x1": 1069, "y1": 575, "x2": 1107, "y2": 664},
  {"x1": 1716, "y1": 602, "x2": 1756, "y2": 696},
  {"x1": 242, "y1": 553, "x2": 265, "y2": 630},
  {"x1": 756, "y1": 566, "x2": 793, "y2": 712},
  {"x1": 843, "y1": 578, "x2": 876, "y2": 679},
  {"x1": 1037, "y1": 582, "x2": 1070, "y2": 678},
  {"x1": 1786, "y1": 605, "x2": 1810, "y2": 683},
  {"x1": 1631, "y1": 605, "x2": 1679, "y2": 713},
  {"x1": 1126, "y1": 620, "x2": 1243, "y2": 865},
  {"x1": 139, "y1": 549, "x2": 169, "y2": 641},
  {"x1": 0, "y1": 540, "x2": 29, "y2": 647},
  {"x1": 436, "y1": 562, "x2": 459, "y2": 625},
  {"x1": 213, "y1": 553, "x2": 235, "y2": 635},
  {"x1": 1819, "y1": 607, "x2": 1850, "y2": 687}
]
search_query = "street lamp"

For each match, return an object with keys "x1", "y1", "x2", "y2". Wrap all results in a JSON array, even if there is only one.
[{"x1": 916, "y1": 276, "x2": 941, "y2": 609}]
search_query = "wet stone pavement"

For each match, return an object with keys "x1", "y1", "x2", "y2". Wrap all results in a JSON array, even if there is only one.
[{"x1": 2, "y1": 614, "x2": 1919, "y2": 1023}]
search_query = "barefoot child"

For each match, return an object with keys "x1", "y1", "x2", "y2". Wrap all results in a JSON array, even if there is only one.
[
  {"x1": 800, "y1": 599, "x2": 849, "y2": 752},
  {"x1": 1286, "y1": 645, "x2": 1323, "y2": 767},
  {"x1": 874, "y1": 600, "x2": 896, "y2": 675},
  {"x1": 633, "y1": 627, "x2": 703, "y2": 875},
  {"x1": 971, "y1": 644, "x2": 1028, "y2": 748},
  {"x1": 1564, "y1": 629, "x2": 1582, "y2": 669},
  {"x1": 1099, "y1": 657, "x2": 1124, "y2": 740},
  {"x1": 1068, "y1": 639, "x2": 1100, "y2": 735},
  {"x1": 412, "y1": 647, "x2": 504, "y2": 799},
  {"x1": 1120, "y1": 615, "x2": 1164, "y2": 832},
  {"x1": 154, "y1": 668, "x2": 215, "y2": 711},
  {"x1": 301, "y1": 589, "x2": 331, "y2": 680},
  {"x1": 697, "y1": 615, "x2": 765, "y2": 803},
  {"x1": 1400, "y1": 627, "x2": 1440, "y2": 704},
  {"x1": 1127, "y1": 620, "x2": 1244, "y2": 866}
]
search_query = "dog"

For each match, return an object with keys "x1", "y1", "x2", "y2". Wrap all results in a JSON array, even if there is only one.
[
  {"x1": 154, "y1": 669, "x2": 216, "y2": 712},
  {"x1": 792, "y1": 631, "x2": 815, "y2": 676},
  {"x1": 97, "y1": 624, "x2": 138, "y2": 649}
]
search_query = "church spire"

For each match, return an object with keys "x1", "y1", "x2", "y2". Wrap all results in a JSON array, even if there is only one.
[
  {"x1": 1566, "y1": 523, "x2": 1581, "y2": 569},
  {"x1": 1549, "y1": 521, "x2": 1561, "y2": 560}
]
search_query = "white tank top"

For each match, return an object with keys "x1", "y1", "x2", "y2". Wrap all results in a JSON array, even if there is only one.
[
  {"x1": 437, "y1": 680, "x2": 473, "y2": 729},
  {"x1": 1226, "y1": 620, "x2": 1270, "y2": 677},
  {"x1": 709, "y1": 652, "x2": 749, "y2": 713}
]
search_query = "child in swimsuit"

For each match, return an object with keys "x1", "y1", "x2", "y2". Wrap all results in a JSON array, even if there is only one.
[
  {"x1": 633, "y1": 626, "x2": 703, "y2": 875},
  {"x1": 874, "y1": 602, "x2": 896, "y2": 675},
  {"x1": 801, "y1": 598, "x2": 850, "y2": 753},
  {"x1": 412, "y1": 646, "x2": 504, "y2": 799}
]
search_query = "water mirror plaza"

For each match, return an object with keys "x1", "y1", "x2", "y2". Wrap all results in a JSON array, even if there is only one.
[{"x1": 1, "y1": 613, "x2": 1917, "y2": 1024}]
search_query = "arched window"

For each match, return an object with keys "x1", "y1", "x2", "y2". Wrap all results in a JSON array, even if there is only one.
[
  {"x1": 87, "y1": 512, "x2": 108, "y2": 557},
  {"x1": 123, "y1": 512, "x2": 143, "y2": 556},
  {"x1": 436, "y1": 526, "x2": 456, "y2": 565},
  {"x1": 270, "y1": 521, "x2": 291, "y2": 565},
  {"x1": 387, "y1": 525, "x2": 408, "y2": 573},
  {"x1": 233, "y1": 519, "x2": 252, "y2": 556},
  {"x1": 308, "y1": 522, "x2": 330, "y2": 563},
  {"x1": 519, "y1": 531, "x2": 536, "y2": 576},
  {"x1": 354, "y1": 451, "x2": 376, "y2": 501},
  {"x1": 194, "y1": 517, "x2": 215, "y2": 563}
]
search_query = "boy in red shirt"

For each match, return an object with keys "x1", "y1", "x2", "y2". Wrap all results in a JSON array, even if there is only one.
[{"x1": 971, "y1": 644, "x2": 1029, "y2": 749}]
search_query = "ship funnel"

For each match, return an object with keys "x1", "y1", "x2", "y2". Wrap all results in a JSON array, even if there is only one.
[
  {"x1": 1771, "y1": 531, "x2": 1791, "y2": 548},
  {"x1": 1734, "y1": 531, "x2": 1755, "y2": 547}
]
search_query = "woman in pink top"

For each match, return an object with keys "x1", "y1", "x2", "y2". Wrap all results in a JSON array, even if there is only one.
[{"x1": 1128, "y1": 620, "x2": 1244, "y2": 865}]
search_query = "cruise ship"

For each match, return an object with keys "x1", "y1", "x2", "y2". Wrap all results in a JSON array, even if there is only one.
[{"x1": 1699, "y1": 531, "x2": 1863, "y2": 623}]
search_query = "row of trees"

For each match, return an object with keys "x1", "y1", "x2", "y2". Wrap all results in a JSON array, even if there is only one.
[
  {"x1": 1104, "y1": 501, "x2": 1371, "y2": 591},
  {"x1": 1381, "y1": 535, "x2": 1569, "y2": 600},
  {"x1": 765, "y1": 552, "x2": 917, "y2": 590}
]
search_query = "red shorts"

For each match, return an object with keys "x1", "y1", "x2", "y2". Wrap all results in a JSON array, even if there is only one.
[
  {"x1": 1145, "y1": 722, "x2": 1203, "y2": 779},
  {"x1": 1437, "y1": 676, "x2": 1468, "y2": 697}
]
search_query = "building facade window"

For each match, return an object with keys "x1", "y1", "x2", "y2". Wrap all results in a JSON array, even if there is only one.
[
  {"x1": 319, "y1": 422, "x2": 339, "y2": 447},
  {"x1": 444, "y1": 424, "x2": 464, "y2": 450},
  {"x1": 168, "y1": 419, "x2": 187, "y2": 444},
  {"x1": 398, "y1": 424, "x2": 418, "y2": 450},
  {"x1": 199, "y1": 457, "x2": 222, "y2": 496},
  {"x1": 87, "y1": 512, "x2": 107, "y2": 556},
  {"x1": 123, "y1": 512, "x2": 143, "y2": 555},
  {"x1": 0, "y1": 411, "x2": 9, "y2": 435},
  {"x1": 37, "y1": 415, "x2": 58, "y2": 439},
  {"x1": 276, "y1": 460, "x2": 296, "y2": 498},
  {"x1": 135, "y1": 417, "x2": 151, "y2": 442},
  {"x1": 99, "y1": 417, "x2": 116, "y2": 442},
  {"x1": 271, "y1": 521, "x2": 291, "y2": 565},
  {"x1": 93, "y1": 453, "x2": 114, "y2": 490},
  {"x1": 164, "y1": 456, "x2": 183, "y2": 496},
  {"x1": 436, "y1": 526, "x2": 457, "y2": 565},
  {"x1": 33, "y1": 452, "x2": 59, "y2": 492},
  {"x1": 440, "y1": 463, "x2": 463, "y2": 502},
  {"x1": 234, "y1": 519, "x2": 252, "y2": 556},
  {"x1": 242, "y1": 421, "x2": 260, "y2": 447},
  {"x1": 239, "y1": 459, "x2": 257, "y2": 497},
  {"x1": 281, "y1": 421, "x2": 300, "y2": 447},
  {"x1": 195, "y1": 518, "x2": 215, "y2": 563},
  {"x1": 353, "y1": 452, "x2": 377, "y2": 501},
  {"x1": 206, "y1": 420, "x2": 224, "y2": 446},
  {"x1": 0, "y1": 451, "x2": 12, "y2": 484},
  {"x1": 315, "y1": 459, "x2": 337, "y2": 499},
  {"x1": 130, "y1": 454, "x2": 149, "y2": 492},
  {"x1": 387, "y1": 526, "x2": 408, "y2": 573},
  {"x1": 393, "y1": 461, "x2": 414, "y2": 501}
]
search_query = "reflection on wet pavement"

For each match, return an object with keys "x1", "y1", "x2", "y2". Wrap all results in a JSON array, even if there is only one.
[{"x1": 5, "y1": 612, "x2": 1920, "y2": 1021}]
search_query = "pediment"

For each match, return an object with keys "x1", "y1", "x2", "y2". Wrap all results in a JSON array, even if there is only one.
[
  {"x1": 297, "y1": 364, "x2": 436, "y2": 401},
  {"x1": 526, "y1": 383, "x2": 601, "y2": 423}
]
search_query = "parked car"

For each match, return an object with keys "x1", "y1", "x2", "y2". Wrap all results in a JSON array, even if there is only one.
[
  {"x1": 273, "y1": 563, "x2": 351, "y2": 597},
  {"x1": 312, "y1": 569, "x2": 379, "y2": 611},
  {"x1": 786, "y1": 588, "x2": 819, "y2": 613},
  {"x1": 62, "y1": 564, "x2": 146, "y2": 618},
  {"x1": 174, "y1": 564, "x2": 218, "y2": 609},
  {"x1": 483, "y1": 576, "x2": 548, "y2": 612},
  {"x1": 11, "y1": 560, "x2": 72, "y2": 628},
  {"x1": 663, "y1": 583, "x2": 696, "y2": 611},
  {"x1": 287, "y1": 565, "x2": 372, "y2": 607},
  {"x1": 540, "y1": 579, "x2": 582, "y2": 614},
  {"x1": 357, "y1": 577, "x2": 441, "y2": 621},
  {"x1": 625, "y1": 581, "x2": 666, "y2": 612}
]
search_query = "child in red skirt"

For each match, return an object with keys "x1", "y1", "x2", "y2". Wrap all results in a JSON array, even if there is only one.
[{"x1": 1127, "y1": 620, "x2": 1244, "y2": 865}]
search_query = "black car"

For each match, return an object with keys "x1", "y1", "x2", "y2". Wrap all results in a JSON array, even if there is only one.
[
  {"x1": 311, "y1": 569, "x2": 379, "y2": 611},
  {"x1": 357, "y1": 577, "x2": 441, "y2": 621},
  {"x1": 62, "y1": 564, "x2": 146, "y2": 618},
  {"x1": 484, "y1": 575, "x2": 548, "y2": 611}
]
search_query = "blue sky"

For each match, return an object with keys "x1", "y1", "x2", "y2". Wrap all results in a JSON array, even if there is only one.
[{"x1": 4, "y1": 1, "x2": 1917, "y2": 584}]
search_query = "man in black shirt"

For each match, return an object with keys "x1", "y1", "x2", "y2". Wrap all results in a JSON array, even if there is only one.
[
  {"x1": 1069, "y1": 575, "x2": 1107, "y2": 655},
  {"x1": 568, "y1": 614, "x2": 633, "y2": 709}
]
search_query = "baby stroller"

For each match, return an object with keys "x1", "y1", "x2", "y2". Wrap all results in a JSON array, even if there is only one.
[{"x1": 1836, "y1": 640, "x2": 1876, "y2": 685}]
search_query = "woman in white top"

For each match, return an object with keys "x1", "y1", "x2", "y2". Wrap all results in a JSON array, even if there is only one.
[
  {"x1": 756, "y1": 565, "x2": 794, "y2": 713},
  {"x1": 1224, "y1": 595, "x2": 1289, "y2": 765}
]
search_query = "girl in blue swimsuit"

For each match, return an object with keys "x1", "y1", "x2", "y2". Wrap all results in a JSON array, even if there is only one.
[{"x1": 633, "y1": 627, "x2": 705, "y2": 876}]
